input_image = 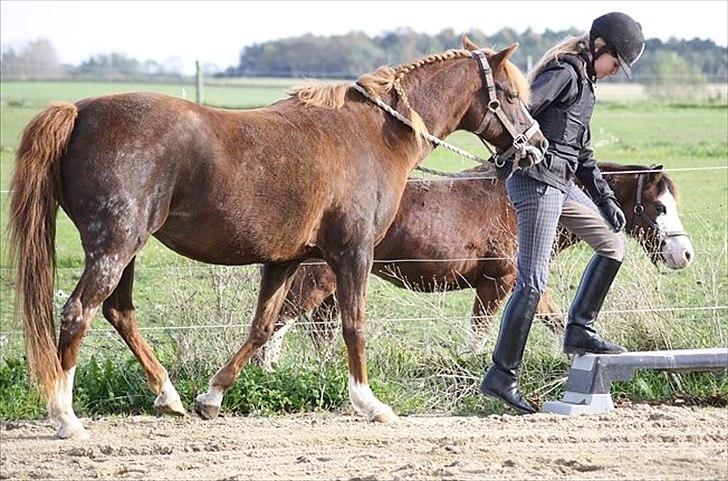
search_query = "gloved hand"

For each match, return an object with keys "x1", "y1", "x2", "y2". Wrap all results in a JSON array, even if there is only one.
[{"x1": 598, "y1": 197, "x2": 627, "y2": 232}]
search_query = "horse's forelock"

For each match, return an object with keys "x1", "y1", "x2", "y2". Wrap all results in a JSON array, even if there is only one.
[
  {"x1": 600, "y1": 163, "x2": 681, "y2": 202},
  {"x1": 502, "y1": 61, "x2": 531, "y2": 105},
  {"x1": 658, "y1": 174, "x2": 680, "y2": 201},
  {"x1": 480, "y1": 47, "x2": 531, "y2": 105}
]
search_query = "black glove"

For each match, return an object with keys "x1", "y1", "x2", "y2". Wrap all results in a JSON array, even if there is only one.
[{"x1": 598, "y1": 197, "x2": 627, "y2": 232}]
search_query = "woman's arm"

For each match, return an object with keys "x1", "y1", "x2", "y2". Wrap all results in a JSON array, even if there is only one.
[{"x1": 575, "y1": 129, "x2": 614, "y2": 203}]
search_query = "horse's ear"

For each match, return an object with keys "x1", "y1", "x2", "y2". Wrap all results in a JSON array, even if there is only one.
[
  {"x1": 462, "y1": 34, "x2": 480, "y2": 51},
  {"x1": 489, "y1": 43, "x2": 519, "y2": 70},
  {"x1": 649, "y1": 164, "x2": 664, "y2": 184}
]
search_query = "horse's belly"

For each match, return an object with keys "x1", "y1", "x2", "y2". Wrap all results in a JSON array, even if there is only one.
[{"x1": 153, "y1": 208, "x2": 315, "y2": 265}]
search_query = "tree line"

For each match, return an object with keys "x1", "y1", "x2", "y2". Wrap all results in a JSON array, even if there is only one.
[
  {"x1": 227, "y1": 27, "x2": 727, "y2": 83},
  {"x1": 1, "y1": 28, "x2": 726, "y2": 83}
]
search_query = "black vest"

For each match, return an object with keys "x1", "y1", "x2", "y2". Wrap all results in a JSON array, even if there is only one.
[{"x1": 522, "y1": 53, "x2": 596, "y2": 192}]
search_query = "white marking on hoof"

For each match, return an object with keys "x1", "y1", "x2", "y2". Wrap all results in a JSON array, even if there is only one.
[
  {"x1": 48, "y1": 366, "x2": 89, "y2": 439},
  {"x1": 57, "y1": 416, "x2": 89, "y2": 440},
  {"x1": 348, "y1": 375, "x2": 396, "y2": 423},
  {"x1": 154, "y1": 378, "x2": 186, "y2": 416},
  {"x1": 195, "y1": 385, "x2": 224, "y2": 409}
]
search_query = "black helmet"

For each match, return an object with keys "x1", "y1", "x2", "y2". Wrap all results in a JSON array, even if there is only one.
[{"x1": 590, "y1": 12, "x2": 645, "y2": 78}]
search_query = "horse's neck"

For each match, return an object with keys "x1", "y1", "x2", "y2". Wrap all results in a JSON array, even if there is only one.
[{"x1": 401, "y1": 58, "x2": 475, "y2": 141}]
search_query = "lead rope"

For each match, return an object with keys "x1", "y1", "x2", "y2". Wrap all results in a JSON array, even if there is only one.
[{"x1": 350, "y1": 82, "x2": 499, "y2": 180}]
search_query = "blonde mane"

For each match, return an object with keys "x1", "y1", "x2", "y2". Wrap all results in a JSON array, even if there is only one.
[{"x1": 290, "y1": 47, "x2": 531, "y2": 143}]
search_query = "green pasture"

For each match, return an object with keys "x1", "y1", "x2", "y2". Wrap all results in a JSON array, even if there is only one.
[{"x1": 0, "y1": 81, "x2": 726, "y2": 419}]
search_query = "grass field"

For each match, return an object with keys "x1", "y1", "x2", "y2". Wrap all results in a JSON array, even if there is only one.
[{"x1": 0, "y1": 80, "x2": 726, "y2": 419}]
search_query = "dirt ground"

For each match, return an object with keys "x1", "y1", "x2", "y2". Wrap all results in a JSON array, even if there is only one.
[{"x1": 1, "y1": 404, "x2": 726, "y2": 481}]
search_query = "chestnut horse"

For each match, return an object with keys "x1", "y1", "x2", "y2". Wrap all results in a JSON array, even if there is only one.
[
  {"x1": 8, "y1": 37, "x2": 547, "y2": 439},
  {"x1": 256, "y1": 163, "x2": 695, "y2": 368}
]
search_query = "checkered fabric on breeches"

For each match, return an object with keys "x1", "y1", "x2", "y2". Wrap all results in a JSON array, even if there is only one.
[{"x1": 506, "y1": 174, "x2": 626, "y2": 294}]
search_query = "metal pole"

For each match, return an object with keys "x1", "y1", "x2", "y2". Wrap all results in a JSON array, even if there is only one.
[{"x1": 196, "y1": 60, "x2": 204, "y2": 104}]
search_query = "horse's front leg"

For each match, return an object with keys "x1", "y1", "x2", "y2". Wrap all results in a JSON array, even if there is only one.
[
  {"x1": 329, "y1": 247, "x2": 395, "y2": 423},
  {"x1": 194, "y1": 261, "x2": 300, "y2": 419}
]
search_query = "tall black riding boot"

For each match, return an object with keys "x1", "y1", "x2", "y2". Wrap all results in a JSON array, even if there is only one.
[
  {"x1": 478, "y1": 284, "x2": 540, "y2": 414},
  {"x1": 563, "y1": 254, "x2": 627, "y2": 355}
]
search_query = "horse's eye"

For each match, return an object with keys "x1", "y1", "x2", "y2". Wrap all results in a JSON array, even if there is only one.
[
  {"x1": 506, "y1": 91, "x2": 518, "y2": 103},
  {"x1": 655, "y1": 202, "x2": 666, "y2": 215}
]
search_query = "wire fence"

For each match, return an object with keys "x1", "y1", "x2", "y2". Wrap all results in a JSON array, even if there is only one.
[
  {"x1": 1, "y1": 165, "x2": 726, "y2": 195},
  {"x1": 0, "y1": 162, "x2": 725, "y2": 344}
]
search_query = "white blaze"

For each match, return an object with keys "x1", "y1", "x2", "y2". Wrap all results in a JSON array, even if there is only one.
[{"x1": 657, "y1": 190, "x2": 694, "y2": 270}]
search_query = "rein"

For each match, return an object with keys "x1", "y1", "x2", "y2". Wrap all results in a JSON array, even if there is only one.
[{"x1": 633, "y1": 168, "x2": 689, "y2": 241}]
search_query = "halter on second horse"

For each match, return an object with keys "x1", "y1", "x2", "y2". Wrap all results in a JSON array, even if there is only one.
[
  {"x1": 632, "y1": 167, "x2": 689, "y2": 242},
  {"x1": 351, "y1": 49, "x2": 544, "y2": 179}
]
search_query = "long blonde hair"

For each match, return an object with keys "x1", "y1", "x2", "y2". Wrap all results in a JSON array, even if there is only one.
[{"x1": 528, "y1": 34, "x2": 607, "y2": 83}]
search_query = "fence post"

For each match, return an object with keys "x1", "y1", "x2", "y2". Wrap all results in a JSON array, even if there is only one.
[{"x1": 196, "y1": 60, "x2": 204, "y2": 105}]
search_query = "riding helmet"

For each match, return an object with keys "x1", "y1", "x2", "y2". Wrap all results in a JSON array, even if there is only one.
[{"x1": 590, "y1": 12, "x2": 645, "y2": 78}]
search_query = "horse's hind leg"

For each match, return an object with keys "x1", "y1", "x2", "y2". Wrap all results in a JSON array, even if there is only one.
[
  {"x1": 254, "y1": 261, "x2": 337, "y2": 370},
  {"x1": 101, "y1": 257, "x2": 185, "y2": 416},
  {"x1": 537, "y1": 288, "x2": 565, "y2": 333},
  {"x1": 54, "y1": 250, "x2": 133, "y2": 439},
  {"x1": 195, "y1": 261, "x2": 300, "y2": 419},
  {"x1": 469, "y1": 274, "x2": 513, "y2": 353}
]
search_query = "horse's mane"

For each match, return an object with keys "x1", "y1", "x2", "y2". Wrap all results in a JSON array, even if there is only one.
[
  {"x1": 289, "y1": 48, "x2": 531, "y2": 144},
  {"x1": 595, "y1": 162, "x2": 680, "y2": 200}
]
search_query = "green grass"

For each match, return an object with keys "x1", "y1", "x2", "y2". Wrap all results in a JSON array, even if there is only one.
[{"x1": 0, "y1": 81, "x2": 726, "y2": 420}]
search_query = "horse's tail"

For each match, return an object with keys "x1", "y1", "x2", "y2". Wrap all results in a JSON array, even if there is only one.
[{"x1": 8, "y1": 102, "x2": 78, "y2": 401}]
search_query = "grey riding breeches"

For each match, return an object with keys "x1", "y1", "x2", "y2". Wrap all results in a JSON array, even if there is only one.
[{"x1": 506, "y1": 174, "x2": 626, "y2": 294}]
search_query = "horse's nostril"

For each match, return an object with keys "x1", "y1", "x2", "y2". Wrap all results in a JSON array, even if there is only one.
[
  {"x1": 539, "y1": 139, "x2": 549, "y2": 151},
  {"x1": 684, "y1": 251, "x2": 692, "y2": 262}
]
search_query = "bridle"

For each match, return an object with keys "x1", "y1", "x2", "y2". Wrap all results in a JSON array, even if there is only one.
[
  {"x1": 350, "y1": 49, "x2": 546, "y2": 178},
  {"x1": 470, "y1": 50, "x2": 545, "y2": 172},
  {"x1": 632, "y1": 168, "x2": 689, "y2": 242}
]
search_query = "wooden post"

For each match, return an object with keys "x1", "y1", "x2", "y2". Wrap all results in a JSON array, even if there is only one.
[{"x1": 196, "y1": 60, "x2": 204, "y2": 105}]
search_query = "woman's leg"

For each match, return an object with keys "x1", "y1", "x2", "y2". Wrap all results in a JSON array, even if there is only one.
[
  {"x1": 558, "y1": 184, "x2": 626, "y2": 354},
  {"x1": 479, "y1": 175, "x2": 564, "y2": 414}
]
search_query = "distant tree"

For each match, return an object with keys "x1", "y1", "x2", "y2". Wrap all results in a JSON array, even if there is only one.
[
  {"x1": 0, "y1": 38, "x2": 61, "y2": 80},
  {"x1": 141, "y1": 59, "x2": 162, "y2": 76},
  {"x1": 76, "y1": 52, "x2": 140, "y2": 79},
  {"x1": 643, "y1": 50, "x2": 706, "y2": 101},
  {"x1": 161, "y1": 56, "x2": 184, "y2": 77}
]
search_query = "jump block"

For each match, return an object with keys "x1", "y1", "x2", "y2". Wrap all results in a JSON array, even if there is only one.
[{"x1": 543, "y1": 348, "x2": 728, "y2": 415}]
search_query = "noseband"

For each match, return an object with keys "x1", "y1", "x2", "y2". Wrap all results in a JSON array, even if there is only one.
[
  {"x1": 470, "y1": 50, "x2": 543, "y2": 172},
  {"x1": 633, "y1": 169, "x2": 689, "y2": 242}
]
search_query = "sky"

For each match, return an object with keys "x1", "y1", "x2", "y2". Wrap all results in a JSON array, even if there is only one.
[{"x1": 2, "y1": 0, "x2": 727, "y2": 74}]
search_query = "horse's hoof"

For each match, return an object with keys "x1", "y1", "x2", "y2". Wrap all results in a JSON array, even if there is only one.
[
  {"x1": 57, "y1": 422, "x2": 90, "y2": 440},
  {"x1": 371, "y1": 407, "x2": 397, "y2": 423},
  {"x1": 194, "y1": 402, "x2": 220, "y2": 420},
  {"x1": 155, "y1": 398, "x2": 187, "y2": 417}
]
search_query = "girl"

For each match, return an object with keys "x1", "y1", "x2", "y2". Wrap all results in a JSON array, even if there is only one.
[{"x1": 479, "y1": 12, "x2": 645, "y2": 414}]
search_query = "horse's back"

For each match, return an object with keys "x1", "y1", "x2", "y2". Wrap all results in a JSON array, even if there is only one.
[{"x1": 59, "y1": 92, "x2": 403, "y2": 265}]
